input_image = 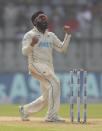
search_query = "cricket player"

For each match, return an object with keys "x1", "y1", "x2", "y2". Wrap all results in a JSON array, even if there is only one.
[{"x1": 19, "y1": 11, "x2": 71, "y2": 122}]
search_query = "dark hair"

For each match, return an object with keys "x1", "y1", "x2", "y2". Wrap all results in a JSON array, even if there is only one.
[{"x1": 31, "y1": 11, "x2": 44, "y2": 25}]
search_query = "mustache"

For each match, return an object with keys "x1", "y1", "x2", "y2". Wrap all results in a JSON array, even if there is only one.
[{"x1": 36, "y1": 21, "x2": 48, "y2": 32}]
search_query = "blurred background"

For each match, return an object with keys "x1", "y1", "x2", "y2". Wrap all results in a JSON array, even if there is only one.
[{"x1": 0, "y1": 0, "x2": 102, "y2": 104}]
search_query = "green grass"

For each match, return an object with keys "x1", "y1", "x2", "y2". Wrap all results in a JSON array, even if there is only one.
[
  {"x1": 0, "y1": 124, "x2": 102, "y2": 131},
  {"x1": 0, "y1": 104, "x2": 102, "y2": 131},
  {"x1": 0, "y1": 103, "x2": 102, "y2": 118}
]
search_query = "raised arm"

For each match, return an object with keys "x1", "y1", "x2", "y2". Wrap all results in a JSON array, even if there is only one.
[
  {"x1": 53, "y1": 26, "x2": 71, "y2": 53},
  {"x1": 22, "y1": 33, "x2": 38, "y2": 56}
]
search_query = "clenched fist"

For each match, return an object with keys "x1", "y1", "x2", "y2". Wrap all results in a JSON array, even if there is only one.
[
  {"x1": 64, "y1": 26, "x2": 71, "y2": 35},
  {"x1": 31, "y1": 36, "x2": 39, "y2": 47}
]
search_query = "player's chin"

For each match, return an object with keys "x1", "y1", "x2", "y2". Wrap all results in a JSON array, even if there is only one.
[{"x1": 43, "y1": 21, "x2": 48, "y2": 27}]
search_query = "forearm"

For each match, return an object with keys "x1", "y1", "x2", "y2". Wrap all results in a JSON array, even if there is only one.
[
  {"x1": 61, "y1": 34, "x2": 71, "y2": 53},
  {"x1": 55, "y1": 34, "x2": 71, "y2": 53}
]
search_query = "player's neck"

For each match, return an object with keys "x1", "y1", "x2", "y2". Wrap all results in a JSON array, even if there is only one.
[{"x1": 36, "y1": 27, "x2": 46, "y2": 34}]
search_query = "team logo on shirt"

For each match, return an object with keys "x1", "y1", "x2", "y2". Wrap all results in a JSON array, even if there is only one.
[
  {"x1": 38, "y1": 42, "x2": 51, "y2": 47},
  {"x1": 35, "y1": 35, "x2": 41, "y2": 38}
]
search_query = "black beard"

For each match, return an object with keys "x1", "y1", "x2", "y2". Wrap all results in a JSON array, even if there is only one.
[{"x1": 36, "y1": 21, "x2": 48, "y2": 33}]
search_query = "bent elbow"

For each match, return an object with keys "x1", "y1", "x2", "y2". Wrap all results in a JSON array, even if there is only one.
[
  {"x1": 62, "y1": 51, "x2": 66, "y2": 53},
  {"x1": 61, "y1": 48, "x2": 67, "y2": 53},
  {"x1": 22, "y1": 51, "x2": 27, "y2": 56},
  {"x1": 22, "y1": 46, "x2": 32, "y2": 56},
  {"x1": 22, "y1": 49, "x2": 28, "y2": 56}
]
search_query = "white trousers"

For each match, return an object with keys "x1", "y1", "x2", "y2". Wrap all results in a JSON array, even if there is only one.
[{"x1": 23, "y1": 63, "x2": 60, "y2": 118}]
